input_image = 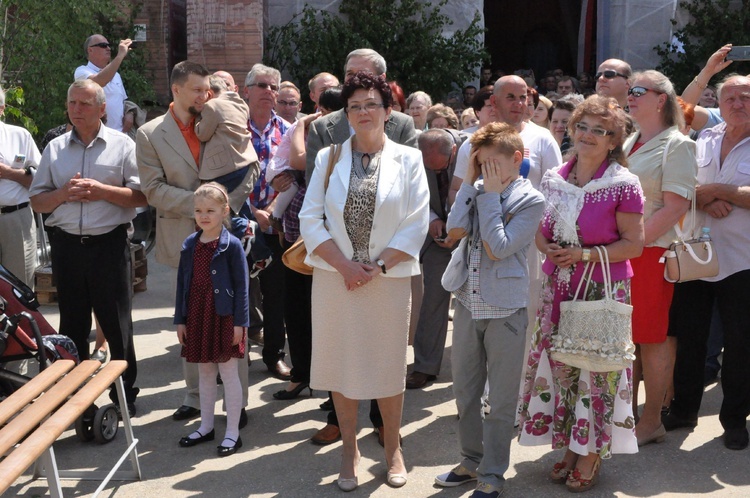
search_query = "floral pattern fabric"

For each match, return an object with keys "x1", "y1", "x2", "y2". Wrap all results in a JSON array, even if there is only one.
[{"x1": 518, "y1": 274, "x2": 638, "y2": 458}]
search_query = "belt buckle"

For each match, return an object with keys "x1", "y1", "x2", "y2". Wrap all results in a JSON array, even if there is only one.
[{"x1": 80, "y1": 235, "x2": 91, "y2": 245}]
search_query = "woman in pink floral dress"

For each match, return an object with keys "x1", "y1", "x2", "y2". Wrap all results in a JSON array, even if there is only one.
[{"x1": 518, "y1": 96, "x2": 644, "y2": 493}]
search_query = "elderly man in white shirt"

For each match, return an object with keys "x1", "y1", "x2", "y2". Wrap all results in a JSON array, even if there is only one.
[
  {"x1": 0, "y1": 87, "x2": 42, "y2": 288},
  {"x1": 74, "y1": 34, "x2": 132, "y2": 133},
  {"x1": 665, "y1": 74, "x2": 750, "y2": 451}
]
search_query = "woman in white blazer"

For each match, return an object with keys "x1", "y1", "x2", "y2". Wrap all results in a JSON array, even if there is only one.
[{"x1": 299, "y1": 72, "x2": 429, "y2": 491}]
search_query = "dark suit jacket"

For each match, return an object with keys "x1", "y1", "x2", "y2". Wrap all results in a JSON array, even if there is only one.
[
  {"x1": 421, "y1": 129, "x2": 467, "y2": 257},
  {"x1": 305, "y1": 109, "x2": 418, "y2": 184}
]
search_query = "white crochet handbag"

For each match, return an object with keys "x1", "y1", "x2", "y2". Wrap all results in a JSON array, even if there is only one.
[{"x1": 551, "y1": 246, "x2": 636, "y2": 372}]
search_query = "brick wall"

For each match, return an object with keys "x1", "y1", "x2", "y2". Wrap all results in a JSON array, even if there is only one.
[{"x1": 136, "y1": 0, "x2": 264, "y2": 105}]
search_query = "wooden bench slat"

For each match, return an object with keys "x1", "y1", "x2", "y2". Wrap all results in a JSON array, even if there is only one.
[
  {"x1": 0, "y1": 360, "x2": 75, "y2": 426},
  {"x1": 0, "y1": 360, "x2": 100, "y2": 456},
  {"x1": 0, "y1": 360, "x2": 128, "y2": 492}
]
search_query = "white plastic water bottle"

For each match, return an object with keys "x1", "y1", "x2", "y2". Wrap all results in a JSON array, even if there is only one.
[{"x1": 699, "y1": 227, "x2": 711, "y2": 242}]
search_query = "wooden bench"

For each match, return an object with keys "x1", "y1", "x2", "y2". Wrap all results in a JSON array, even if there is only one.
[{"x1": 0, "y1": 359, "x2": 141, "y2": 497}]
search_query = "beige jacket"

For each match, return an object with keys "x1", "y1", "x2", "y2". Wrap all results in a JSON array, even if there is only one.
[
  {"x1": 136, "y1": 110, "x2": 258, "y2": 267},
  {"x1": 196, "y1": 92, "x2": 259, "y2": 180}
]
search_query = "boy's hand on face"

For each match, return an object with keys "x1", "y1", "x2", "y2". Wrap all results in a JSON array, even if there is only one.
[{"x1": 482, "y1": 158, "x2": 512, "y2": 194}]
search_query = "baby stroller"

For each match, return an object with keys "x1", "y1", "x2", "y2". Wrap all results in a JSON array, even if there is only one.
[{"x1": 0, "y1": 263, "x2": 121, "y2": 444}]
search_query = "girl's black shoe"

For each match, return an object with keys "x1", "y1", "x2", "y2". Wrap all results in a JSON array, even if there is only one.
[{"x1": 273, "y1": 382, "x2": 311, "y2": 400}]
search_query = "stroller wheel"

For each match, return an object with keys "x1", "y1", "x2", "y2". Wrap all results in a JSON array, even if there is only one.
[
  {"x1": 93, "y1": 404, "x2": 119, "y2": 444},
  {"x1": 75, "y1": 404, "x2": 98, "y2": 442}
]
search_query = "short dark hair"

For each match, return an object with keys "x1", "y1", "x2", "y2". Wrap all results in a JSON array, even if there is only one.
[
  {"x1": 341, "y1": 71, "x2": 392, "y2": 109},
  {"x1": 171, "y1": 61, "x2": 210, "y2": 87},
  {"x1": 319, "y1": 87, "x2": 344, "y2": 112},
  {"x1": 463, "y1": 85, "x2": 477, "y2": 93},
  {"x1": 471, "y1": 85, "x2": 494, "y2": 113}
]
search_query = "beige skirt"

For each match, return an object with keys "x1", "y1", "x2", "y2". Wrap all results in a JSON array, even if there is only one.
[{"x1": 310, "y1": 268, "x2": 411, "y2": 399}]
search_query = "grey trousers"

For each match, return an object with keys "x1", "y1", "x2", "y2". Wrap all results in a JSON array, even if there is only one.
[
  {"x1": 412, "y1": 242, "x2": 452, "y2": 375},
  {"x1": 0, "y1": 205, "x2": 37, "y2": 288},
  {"x1": 451, "y1": 302, "x2": 527, "y2": 488}
]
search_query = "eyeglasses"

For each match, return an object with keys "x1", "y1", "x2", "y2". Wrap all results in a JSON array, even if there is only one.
[
  {"x1": 347, "y1": 102, "x2": 385, "y2": 113},
  {"x1": 276, "y1": 100, "x2": 299, "y2": 107},
  {"x1": 248, "y1": 82, "x2": 279, "y2": 92},
  {"x1": 90, "y1": 42, "x2": 111, "y2": 49},
  {"x1": 628, "y1": 86, "x2": 662, "y2": 98},
  {"x1": 595, "y1": 69, "x2": 628, "y2": 80},
  {"x1": 575, "y1": 122, "x2": 614, "y2": 136}
]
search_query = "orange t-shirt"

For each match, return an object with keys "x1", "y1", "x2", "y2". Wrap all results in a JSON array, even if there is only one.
[{"x1": 169, "y1": 103, "x2": 201, "y2": 168}]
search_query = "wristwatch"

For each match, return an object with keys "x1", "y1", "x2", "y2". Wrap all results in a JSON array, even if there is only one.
[
  {"x1": 376, "y1": 259, "x2": 387, "y2": 274},
  {"x1": 581, "y1": 248, "x2": 591, "y2": 262}
]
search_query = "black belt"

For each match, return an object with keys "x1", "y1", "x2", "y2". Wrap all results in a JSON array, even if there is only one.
[
  {"x1": 52, "y1": 224, "x2": 128, "y2": 246},
  {"x1": 0, "y1": 202, "x2": 29, "y2": 214}
]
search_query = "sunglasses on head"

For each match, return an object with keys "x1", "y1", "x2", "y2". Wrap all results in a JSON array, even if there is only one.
[
  {"x1": 249, "y1": 82, "x2": 279, "y2": 92},
  {"x1": 90, "y1": 42, "x2": 111, "y2": 49},
  {"x1": 628, "y1": 86, "x2": 661, "y2": 98},
  {"x1": 595, "y1": 69, "x2": 628, "y2": 80}
]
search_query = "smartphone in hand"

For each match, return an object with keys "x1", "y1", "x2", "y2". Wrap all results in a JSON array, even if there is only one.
[{"x1": 727, "y1": 46, "x2": 750, "y2": 61}]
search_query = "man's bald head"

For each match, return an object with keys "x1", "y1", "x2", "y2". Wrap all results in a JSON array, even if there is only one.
[
  {"x1": 491, "y1": 76, "x2": 528, "y2": 127},
  {"x1": 595, "y1": 59, "x2": 632, "y2": 106},
  {"x1": 213, "y1": 70, "x2": 238, "y2": 92}
]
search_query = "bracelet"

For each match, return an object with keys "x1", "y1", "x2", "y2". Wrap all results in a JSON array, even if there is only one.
[
  {"x1": 581, "y1": 248, "x2": 591, "y2": 262},
  {"x1": 693, "y1": 77, "x2": 708, "y2": 90}
]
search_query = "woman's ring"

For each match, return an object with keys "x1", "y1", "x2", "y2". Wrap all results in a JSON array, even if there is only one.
[{"x1": 357, "y1": 280, "x2": 363, "y2": 286}]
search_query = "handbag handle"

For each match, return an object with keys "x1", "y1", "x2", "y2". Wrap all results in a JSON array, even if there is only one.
[
  {"x1": 570, "y1": 245, "x2": 613, "y2": 302},
  {"x1": 682, "y1": 239, "x2": 714, "y2": 265}
]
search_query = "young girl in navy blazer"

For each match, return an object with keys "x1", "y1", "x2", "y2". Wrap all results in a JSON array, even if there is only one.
[{"x1": 174, "y1": 182, "x2": 249, "y2": 457}]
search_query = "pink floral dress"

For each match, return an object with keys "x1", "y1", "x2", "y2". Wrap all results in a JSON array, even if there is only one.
[{"x1": 518, "y1": 159, "x2": 643, "y2": 458}]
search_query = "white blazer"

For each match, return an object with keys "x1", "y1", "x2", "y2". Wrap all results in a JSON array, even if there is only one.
[{"x1": 299, "y1": 136, "x2": 429, "y2": 277}]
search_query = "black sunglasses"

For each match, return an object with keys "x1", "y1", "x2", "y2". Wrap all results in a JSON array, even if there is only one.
[
  {"x1": 89, "y1": 42, "x2": 111, "y2": 49},
  {"x1": 248, "y1": 82, "x2": 279, "y2": 92},
  {"x1": 595, "y1": 69, "x2": 628, "y2": 80},
  {"x1": 628, "y1": 86, "x2": 662, "y2": 98}
]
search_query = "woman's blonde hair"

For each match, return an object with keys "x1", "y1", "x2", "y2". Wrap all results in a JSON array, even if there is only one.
[
  {"x1": 631, "y1": 70, "x2": 685, "y2": 130},
  {"x1": 195, "y1": 182, "x2": 231, "y2": 228}
]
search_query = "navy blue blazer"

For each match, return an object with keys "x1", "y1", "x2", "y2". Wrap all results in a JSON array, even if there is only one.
[{"x1": 174, "y1": 226, "x2": 250, "y2": 327}]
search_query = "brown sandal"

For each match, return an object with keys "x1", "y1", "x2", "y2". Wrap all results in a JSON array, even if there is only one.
[{"x1": 566, "y1": 457, "x2": 601, "y2": 493}]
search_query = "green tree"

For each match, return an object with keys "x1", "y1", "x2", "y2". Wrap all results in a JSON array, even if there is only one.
[
  {"x1": 264, "y1": 0, "x2": 487, "y2": 111},
  {"x1": 0, "y1": 0, "x2": 154, "y2": 141},
  {"x1": 655, "y1": 0, "x2": 750, "y2": 91}
]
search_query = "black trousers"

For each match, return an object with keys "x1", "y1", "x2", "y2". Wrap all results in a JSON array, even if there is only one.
[
  {"x1": 670, "y1": 269, "x2": 750, "y2": 430},
  {"x1": 50, "y1": 225, "x2": 139, "y2": 403},
  {"x1": 249, "y1": 235, "x2": 286, "y2": 367},
  {"x1": 282, "y1": 239, "x2": 312, "y2": 384}
]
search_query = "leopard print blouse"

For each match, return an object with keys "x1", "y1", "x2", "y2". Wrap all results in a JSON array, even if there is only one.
[{"x1": 344, "y1": 150, "x2": 382, "y2": 264}]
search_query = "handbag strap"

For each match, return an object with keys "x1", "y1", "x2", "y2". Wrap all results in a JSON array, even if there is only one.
[
  {"x1": 323, "y1": 143, "x2": 342, "y2": 193},
  {"x1": 659, "y1": 137, "x2": 698, "y2": 242},
  {"x1": 673, "y1": 193, "x2": 697, "y2": 242}
]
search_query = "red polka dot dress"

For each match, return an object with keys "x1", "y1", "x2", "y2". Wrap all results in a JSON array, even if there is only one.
[{"x1": 182, "y1": 239, "x2": 245, "y2": 363}]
